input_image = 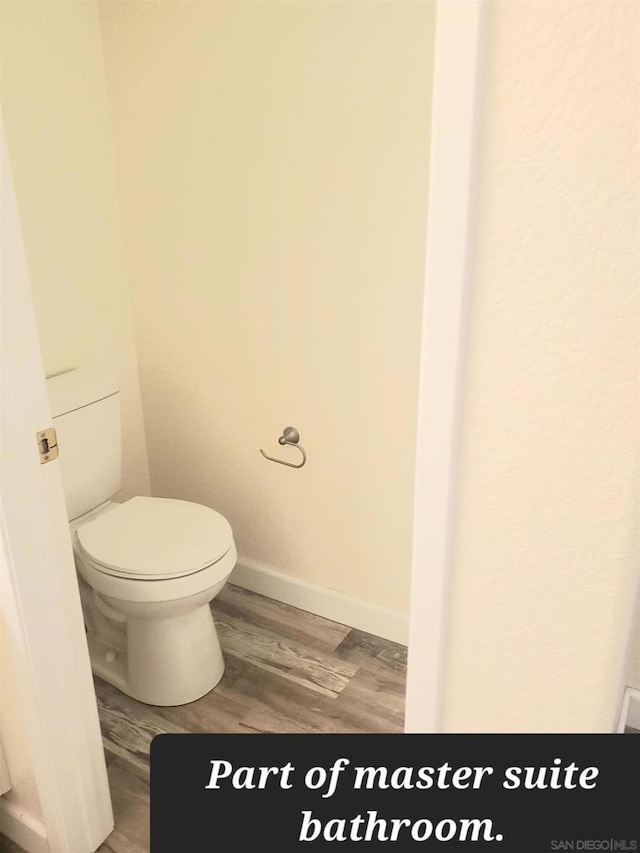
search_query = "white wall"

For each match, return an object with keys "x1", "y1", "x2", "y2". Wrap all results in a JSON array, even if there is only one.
[
  {"x1": 98, "y1": 0, "x2": 435, "y2": 618},
  {"x1": 1, "y1": 0, "x2": 150, "y2": 503},
  {"x1": 442, "y1": 0, "x2": 639, "y2": 732}
]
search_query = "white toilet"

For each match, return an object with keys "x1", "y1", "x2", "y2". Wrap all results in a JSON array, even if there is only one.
[{"x1": 47, "y1": 368, "x2": 237, "y2": 706}]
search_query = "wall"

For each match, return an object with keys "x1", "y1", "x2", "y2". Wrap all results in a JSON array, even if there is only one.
[
  {"x1": 98, "y1": 0, "x2": 435, "y2": 620},
  {"x1": 4, "y1": 0, "x2": 635, "y2": 736},
  {"x1": 442, "y1": 0, "x2": 639, "y2": 731},
  {"x1": 1, "y1": 0, "x2": 150, "y2": 503}
]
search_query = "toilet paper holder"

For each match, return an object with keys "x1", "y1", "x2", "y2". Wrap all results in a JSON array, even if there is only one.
[{"x1": 260, "y1": 426, "x2": 307, "y2": 469}]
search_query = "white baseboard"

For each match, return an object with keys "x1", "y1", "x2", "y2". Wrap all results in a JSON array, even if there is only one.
[
  {"x1": 230, "y1": 558, "x2": 409, "y2": 645},
  {"x1": 0, "y1": 798, "x2": 48, "y2": 853},
  {"x1": 618, "y1": 686, "x2": 640, "y2": 732}
]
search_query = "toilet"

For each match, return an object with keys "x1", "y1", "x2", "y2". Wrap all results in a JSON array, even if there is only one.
[{"x1": 47, "y1": 368, "x2": 237, "y2": 706}]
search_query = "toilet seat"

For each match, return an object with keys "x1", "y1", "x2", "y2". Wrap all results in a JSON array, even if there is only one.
[{"x1": 76, "y1": 495, "x2": 233, "y2": 581}]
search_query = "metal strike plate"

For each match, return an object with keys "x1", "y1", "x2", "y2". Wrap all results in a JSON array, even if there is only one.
[{"x1": 37, "y1": 427, "x2": 59, "y2": 464}]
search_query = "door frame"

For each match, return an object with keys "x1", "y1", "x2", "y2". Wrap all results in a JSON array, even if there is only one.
[
  {"x1": 405, "y1": 0, "x2": 484, "y2": 732},
  {"x1": 0, "y1": 3, "x2": 483, "y2": 848}
]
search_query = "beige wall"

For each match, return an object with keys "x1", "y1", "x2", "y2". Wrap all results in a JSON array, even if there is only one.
[
  {"x1": 442, "y1": 0, "x2": 639, "y2": 732},
  {"x1": 99, "y1": 0, "x2": 435, "y2": 615},
  {"x1": 2, "y1": 0, "x2": 636, "y2": 736},
  {"x1": 1, "y1": 0, "x2": 150, "y2": 503}
]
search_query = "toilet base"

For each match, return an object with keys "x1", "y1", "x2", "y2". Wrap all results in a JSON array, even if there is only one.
[{"x1": 86, "y1": 600, "x2": 225, "y2": 706}]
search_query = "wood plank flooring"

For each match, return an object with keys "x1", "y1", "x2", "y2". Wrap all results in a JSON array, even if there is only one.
[
  {"x1": 0, "y1": 584, "x2": 406, "y2": 853},
  {"x1": 94, "y1": 583, "x2": 406, "y2": 852},
  {"x1": 2, "y1": 581, "x2": 639, "y2": 853}
]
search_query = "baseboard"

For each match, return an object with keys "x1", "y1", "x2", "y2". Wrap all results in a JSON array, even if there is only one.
[
  {"x1": 617, "y1": 686, "x2": 640, "y2": 732},
  {"x1": 0, "y1": 798, "x2": 48, "y2": 853},
  {"x1": 230, "y1": 558, "x2": 409, "y2": 645}
]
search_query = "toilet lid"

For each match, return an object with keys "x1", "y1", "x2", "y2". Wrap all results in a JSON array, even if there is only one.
[{"x1": 76, "y1": 496, "x2": 233, "y2": 580}]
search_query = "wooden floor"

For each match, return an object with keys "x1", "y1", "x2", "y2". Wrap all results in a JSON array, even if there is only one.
[
  {"x1": 94, "y1": 583, "x2": 406, "y2": 852},
  {"x1": 1, "y1": 584, "x2": 639, "y2": 853},
  {"x1": 0, "y1": 584, "x2": 406, "y2": 853}
]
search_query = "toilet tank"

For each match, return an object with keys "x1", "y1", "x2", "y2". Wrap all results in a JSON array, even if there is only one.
[{"x1": 46, "y1": 368, "x2": 121, "y2": 521}]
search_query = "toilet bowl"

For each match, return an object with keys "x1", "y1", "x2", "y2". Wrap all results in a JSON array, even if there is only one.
[
  {"x1": 73, "y1": 496, "x2": 236, "y2": 705},
  {"x1": 47, "y1": 368, "x2": 238, "y2": 706}
]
